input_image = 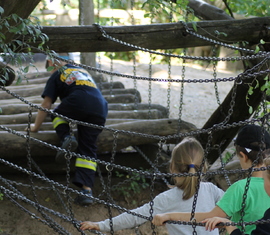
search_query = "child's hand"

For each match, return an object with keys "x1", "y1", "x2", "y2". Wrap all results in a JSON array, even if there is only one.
[
  {"x1": 80, "y1": 221, "x2": 100, "y2": 231},
  {"x1": 152, "y1": 214, "x2": 170, "y2": 226},
  {"x1": 25, "y1": 124, "x2": 38, "y2": 132},
  {"x1": 202, "y1": 217, "x2": 230, "y2": 231}
]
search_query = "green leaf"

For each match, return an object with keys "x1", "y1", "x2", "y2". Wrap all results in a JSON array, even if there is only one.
[
  {"x1": 0, "y1": 32, "x2": 5, "y2": 40},
  {"x1": 23, "y1": 66, "x2": 29, "y2": 73},
  {"x1": 249, "y1": 106, "x2": 253, "y2": 114},
  {"x1": 248, "y1": 86, "x2": 253, "y2": 95},
  {"x1": 16, "y1": 75, "x2": 23, "y2": 85},
  {"x1": 255, "y1": 45, "x2": 260, "y2": 53},
  {"x1": 254, "y1": 79, "x2": 259, "y2": 89},
  {"x1": 260, "y1": 39, "x2": 265, "y2": 44},
  {"x1": 192, "y1": 22, "x2": 197, "y2": 32},
  {"x1": 47, "y1": 66, "x2": 55, "y2": 72},
  {"x1": 0, "y1": 6, "x2": 4, "y2": 15}
]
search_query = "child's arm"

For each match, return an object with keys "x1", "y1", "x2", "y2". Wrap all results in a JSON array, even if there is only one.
[
  {"x1": 80, "y1": 221, "x2": 100, "y2": 231},
  {"x1": 152, "y1": 206, "x2": 226, "y2": 226},
  {"x1": 28, "y1": 96, "x2": 52, "y2": 132},
  {"x1": 202, "y1": 217, "x2": 237, "y2": 234}
]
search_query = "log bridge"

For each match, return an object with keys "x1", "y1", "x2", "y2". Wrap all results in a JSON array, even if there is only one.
[{"x1": 0, "y1": 71, "x2": 197, "y2": 174}]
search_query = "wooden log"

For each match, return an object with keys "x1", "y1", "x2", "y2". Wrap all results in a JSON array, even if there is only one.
[
  {"x1": 0, "y1": 109, "x2": 165, "y2": 124},
  {"x1": 0, "y1": 119, "x2": 197, "y2": 158},
  {"x1": 0, "y1": 103, "x2": 167, "y2": 115},
  {"x1": 103, "y1": 94, "x2": 141, "y2": 103},
  {"x1": 108, "y1": 103, "x2": 168, "y2": 116},
  {"x1": 108, "y1": 109, "x2": 165, "y2": 119},
  {"x1": 101, "y1": 88, "x2": 140, "y2": 96},
  {"x1": 0, "y1": 104, "x2": 39, "y2": 115},
  {"x1": 12, "y1": 77, "x2": 125, "y2": 89},
  {"x1": 0, "y1": 87, "x2": 136, "y2": 99},
  {"x1": 0, "y1": 87, "x2": 44, "y2": 99},
  {"x1": 24, "y1": 71, "x2": 51, "y2": 80},
  {"x1": 18, "y1": 17, "x2": 270, "y2": 53},
  {"x1": 0, "y1": 93, "x2": 140, "y2": 104},
  {"x1": 3, "y1": 119, "x2": 150, "y2": 131},
  {"x1": 0, "y1": 96, "x2": 44, "y2": 105},
  {"x1": 98, "y1": 81, "x2": 125, "y2": 90}
]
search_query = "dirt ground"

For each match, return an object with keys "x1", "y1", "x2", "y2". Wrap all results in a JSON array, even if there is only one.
[
  {"x1": 0, "y1": 174, "x2": 169, "y2": 235},
  {"x1": 0, "y1": 57, "x2": 239, "y2": 235}
]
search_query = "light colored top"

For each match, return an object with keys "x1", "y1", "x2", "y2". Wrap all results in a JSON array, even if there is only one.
[
  {"x1": 98, "y1": 182, "x2": 224, "y2": 235},
  {"x1": 217, "y1": 177, "x2": 270, "y2": 234}
]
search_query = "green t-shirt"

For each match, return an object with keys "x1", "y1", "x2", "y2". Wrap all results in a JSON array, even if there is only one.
[{"x1": 217, "y1": 177, "x2": 270, "y2": 234}]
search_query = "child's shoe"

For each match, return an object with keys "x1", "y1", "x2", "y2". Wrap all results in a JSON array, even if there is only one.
[
  {"x1": 74, "y1": 189, "x2": 93, "y2": 206},
  {"x1": 55, "y1": 135, "x2": 78, "y2": 163}
]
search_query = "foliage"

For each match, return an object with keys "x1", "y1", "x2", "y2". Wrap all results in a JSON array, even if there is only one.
[
  {"x1": 227, "y1": 0, "x2": 269, "y2": 17},
  {"x1": 255, "y1": 76, "x2": 270, "y2": 117},
  {"x1": 0, "y1": 6, "x2": 49, "y2": 84},
  {"x1": 115, "y1": 170, "x2": 149, "y2": 205},
  {"x1": 246, "y1": 75, "x2": 270, "y2": 115}
]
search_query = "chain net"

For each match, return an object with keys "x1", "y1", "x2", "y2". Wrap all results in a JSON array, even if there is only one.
[{"x1": 0, "y1": 2, "x2": 270, "y2": 235}]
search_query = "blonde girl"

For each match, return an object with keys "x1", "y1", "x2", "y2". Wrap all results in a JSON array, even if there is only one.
[{"x1": 80, "y1": 137, "x2": 224, "y2": 235}]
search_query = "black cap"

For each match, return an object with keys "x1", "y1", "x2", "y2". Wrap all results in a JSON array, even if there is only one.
[{"x1": 235, "y1": 124, "x2": 270, "y2": 151}]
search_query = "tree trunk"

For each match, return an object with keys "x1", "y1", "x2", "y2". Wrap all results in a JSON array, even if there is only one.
[
  {"x1": 187, "y1": 0, "x2": 270, "y2": 164},
  {"x1": 0, "y1": 0, "x2": 41, "y2": 43},
  {"x1": 79, "y1": 0, "x2": 97, "y2": 76}
]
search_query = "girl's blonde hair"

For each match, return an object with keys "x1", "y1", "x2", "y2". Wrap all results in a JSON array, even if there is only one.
[{"x1": 170, "y1": 137, "x2": 208, "y2": 200}]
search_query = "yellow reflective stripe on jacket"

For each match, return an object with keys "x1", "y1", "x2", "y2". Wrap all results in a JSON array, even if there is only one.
[
  {"x1": 75, "y1": 80, "x2": 97, "y2": 87},
  {"x1": 75, "y1": 158, "x2": 97, "y2": 171},
  {"x1": 52, "y1": 117, "x2": 68, "y2": 129}
]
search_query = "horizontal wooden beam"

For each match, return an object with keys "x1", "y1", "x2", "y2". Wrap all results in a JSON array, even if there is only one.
[{"x1": 24, "y1": 17, "x2": 270, "y2": 53}]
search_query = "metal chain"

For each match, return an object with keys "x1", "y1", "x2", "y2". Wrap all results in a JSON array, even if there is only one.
[
  {"x1": 26, "y1": 107, "x2": 64, "y2": 232},
  {"x1": 212, "y1": 45, "x2": 221, "y2": 106},
  {"x1": 109, "y1": 53, "x2": 114, "y2": 96},
  {"x1": 166, "y1": 51, "x2": 172, "y2": 118},
  {"x1": 149, "y1": 140, "x2": 166, "y2": 235},
  {"x1": 239, "y1": 119, "x2": 268, "y2": 233},
  {"x1": 22, "y1": 46, "x2": 270, "y2": 83},
  {"x1": 166, "y1": 4, "x2": 173, "y2": 118},
  {"x1": 132, "y1": 145, "x2": 170, "y2": 186},
  {"x1": 107, "y1": 131, "x2": 119, "y2": 235},
  {"x1": 190, "y1": 130, "x2": 214, "y2": 234},
  {"x1": 148, "y1": 54, "x2": 153, "y2": 119},
  {"x1": 177, "y1": 49, "x2": 186, "y2": 136},
  {"x1": 180, "y1": 21, "x2": 260, "y2": 54},
  {"x1": 216, "y1": 144, "x2": 232, "y2": 187},
  {"x1": 3, "y1": 153, "x2": 270, "y2": 184},
  {"x1": 28, "y1": 107, "x2": 76, "y2": 233},
  {"x1": 93, "y1": 23, "x2": 269, "y2": 62}
]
